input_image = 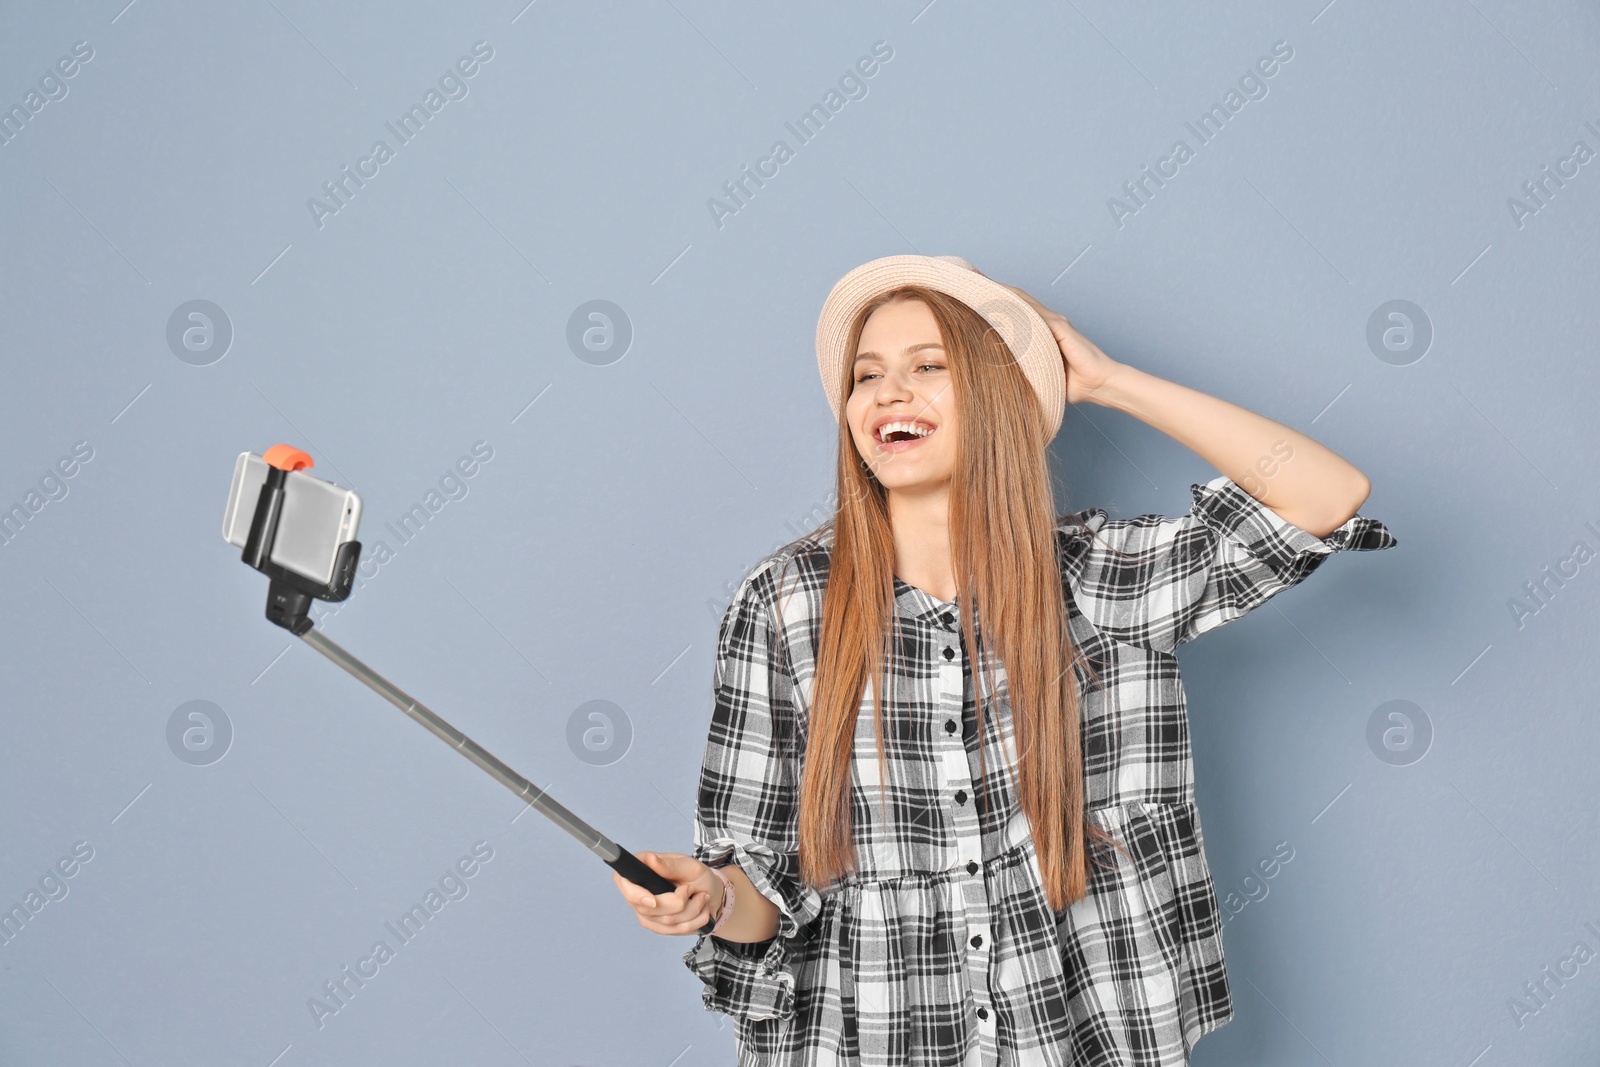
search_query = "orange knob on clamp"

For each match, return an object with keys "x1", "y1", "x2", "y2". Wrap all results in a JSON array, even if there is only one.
[{"x1": 263, "y1": 444, "x2": 314, "y2": 471}]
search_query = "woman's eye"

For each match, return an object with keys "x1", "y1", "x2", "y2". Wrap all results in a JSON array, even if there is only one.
[{"x1": 854, "y1": 364, "x2": 943, "y2": 383}]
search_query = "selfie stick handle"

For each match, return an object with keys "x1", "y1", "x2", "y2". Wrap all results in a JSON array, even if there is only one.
[{"x1": 240, "y1": 447, "x2": 703, "y2": 928}]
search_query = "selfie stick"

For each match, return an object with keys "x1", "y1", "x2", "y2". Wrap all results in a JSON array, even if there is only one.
[{"x1": 238, "y1": 444, "x2": 713, "y2": 934}]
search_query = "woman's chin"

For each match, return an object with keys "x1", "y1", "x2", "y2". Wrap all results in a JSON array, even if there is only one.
[{"x1": 877, "y1": 471, "x2": 953, "y2": 496}]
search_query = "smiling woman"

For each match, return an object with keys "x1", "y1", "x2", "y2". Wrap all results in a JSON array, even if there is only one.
[{"x1": 618, "y1": 253, "x2": 1396, "y2": 1067}]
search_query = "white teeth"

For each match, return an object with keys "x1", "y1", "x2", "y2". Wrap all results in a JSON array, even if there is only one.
[{"x1": 877, "y1": 420, "x2": 935, "y2": 442}]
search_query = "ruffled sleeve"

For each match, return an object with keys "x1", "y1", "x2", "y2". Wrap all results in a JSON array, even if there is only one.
[
  {"x1": 681, "y1": 564, "x2": 824, "y2": 1022},
  {"x1": 1061, "y1": 474, "x2": 1398, "y2": 654}
]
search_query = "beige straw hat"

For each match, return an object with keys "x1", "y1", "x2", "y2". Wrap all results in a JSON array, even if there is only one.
[{"x1": 814, "y1": 254, "x2": 1065, "y2": 440}]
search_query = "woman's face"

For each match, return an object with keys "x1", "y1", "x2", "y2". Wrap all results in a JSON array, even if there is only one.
[{"x1": 845, "y1": 297, "x2": 959, "y2": 496}]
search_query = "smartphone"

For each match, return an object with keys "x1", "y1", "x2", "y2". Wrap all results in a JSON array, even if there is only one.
[{"x1": 222, "y1": 451, "x2": 362, "y2": 586}]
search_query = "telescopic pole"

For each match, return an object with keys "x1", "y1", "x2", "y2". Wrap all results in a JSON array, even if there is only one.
[
  {"x1": 295, "y1": 626, "x2": 675, "y2": 898},
  {"x1": 238, "y1": 445, "x2": 712, "y2": 933}
]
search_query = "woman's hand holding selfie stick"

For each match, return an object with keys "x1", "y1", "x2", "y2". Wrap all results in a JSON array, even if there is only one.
[{"x1": 613, "y1": 851, "x2": 780, "y2": 943}]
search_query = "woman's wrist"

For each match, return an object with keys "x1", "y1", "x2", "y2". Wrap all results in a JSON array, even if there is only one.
[
  {"x1": 1081, "y1": 359, "x2": 1138, "y2": 408},
  {"x1": 708, "y1": 863, "x2": 736, "y2": 933},
  {"x1": 701, "y1": 862, "x2": 781, "y2": 943}
]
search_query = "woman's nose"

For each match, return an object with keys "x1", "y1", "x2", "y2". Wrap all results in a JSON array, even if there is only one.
[{"x1": 878, "y1": 368, "x2": 915, "y2": 399}]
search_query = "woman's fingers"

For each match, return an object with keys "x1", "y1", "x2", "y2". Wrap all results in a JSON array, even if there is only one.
[
  {"x1": 638, "y1": 891, "x2": 713, "y2": 935},
  {"x1": 614, "y1": 869, "x2": 699, "y2": 920},
  {"x1": 611, "y1": 869, "x2": 657, "y2": 909},
  {"x1": 646, "y1": 882, "x2": 698, "y2": 919}
]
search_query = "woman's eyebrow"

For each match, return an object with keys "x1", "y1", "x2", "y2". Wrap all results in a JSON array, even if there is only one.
[{"x1": 853, "y1": 342, "x2": 947, "y2": 363}]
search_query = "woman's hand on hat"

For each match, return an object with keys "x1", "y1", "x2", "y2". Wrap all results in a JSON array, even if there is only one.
[{"x1": 988, "y1": 278, "x2": 1124, "y2": 406}]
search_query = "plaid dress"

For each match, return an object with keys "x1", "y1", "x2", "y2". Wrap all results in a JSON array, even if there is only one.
[{"x1": 683, "y1": 474, "x2": 1397, "y2": 1066}]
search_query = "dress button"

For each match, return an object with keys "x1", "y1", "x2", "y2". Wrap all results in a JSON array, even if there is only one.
[
  {"x1": 954, "y1": 789, "x2": 967, "y2": 804},
  {"x1": 942, "y1": 646, "x2": 955, "y2": 661},
  {"x1": 966, "y1": 860, "x2": 978, "y2": 875},
  {"x1": 944, "y1": 719, "x2": 957, "y2": 734},
  {"x1": 970, "y1": 934, "x2": 982, "y2": 949},
  {"x1": 977, "y1": 1007, "x2": 989, "y2": 1021},
  {"x1": 940, "y1": 612, "x2": 954, "y2": 628}
]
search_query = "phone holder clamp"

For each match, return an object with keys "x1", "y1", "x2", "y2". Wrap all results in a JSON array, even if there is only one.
[{"x1": 240, "y1": 445, "x2": 362, "y2": 635}]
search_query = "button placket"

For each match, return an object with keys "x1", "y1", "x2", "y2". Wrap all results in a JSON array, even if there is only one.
[{"x1": 934, "y1": 610, "x2": 998, "y2": 1060}]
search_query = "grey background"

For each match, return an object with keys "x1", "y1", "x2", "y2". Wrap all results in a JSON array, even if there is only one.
[{"x1": 0, "y1": 1, "x2": 1594, "y2": 1064}]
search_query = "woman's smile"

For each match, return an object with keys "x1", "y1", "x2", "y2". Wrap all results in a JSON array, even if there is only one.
[{"x1": 873, "y1": 417, "x2": 939, "y2": 454}]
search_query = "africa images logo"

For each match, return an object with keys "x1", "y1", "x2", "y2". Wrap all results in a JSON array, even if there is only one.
[
  {"x1": 306, "y1": 41, "x2": 495, "y2": 229},
  {"x1": 306, "y1": 841, "x2": 494, "y2": 1029}
]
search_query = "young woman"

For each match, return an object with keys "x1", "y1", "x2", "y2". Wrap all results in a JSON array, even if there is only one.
[{"x1": 612, "y1": 255, "x2": 1396, "y2": 1066}]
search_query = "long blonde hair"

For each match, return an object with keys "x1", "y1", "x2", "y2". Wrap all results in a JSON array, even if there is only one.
[{"x1": 793, "y1": 286, "x2": 1126, "y2": 913}]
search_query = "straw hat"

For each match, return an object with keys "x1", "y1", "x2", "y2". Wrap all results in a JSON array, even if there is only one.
[{"x1": 814, "y1": 254, "x2": 1065, "y2": 440}]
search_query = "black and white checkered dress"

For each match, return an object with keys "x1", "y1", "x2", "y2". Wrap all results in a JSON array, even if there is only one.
[{"x1": 683, "y1": 474, "x2": 1397, "y2": 1066}]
